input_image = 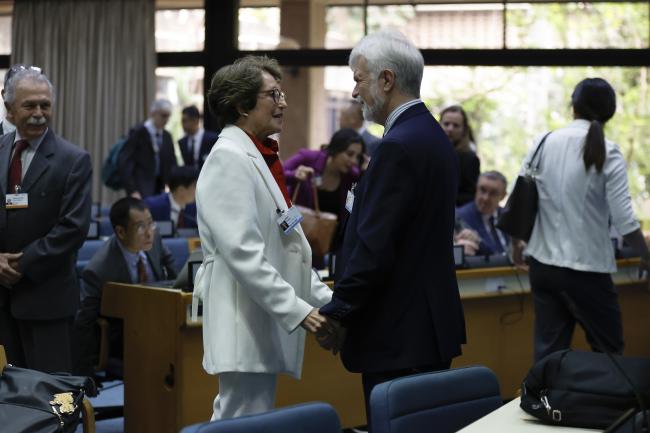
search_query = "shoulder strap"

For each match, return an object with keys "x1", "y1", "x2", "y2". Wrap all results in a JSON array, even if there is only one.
[{"x1": 527, "y1": 131, "x2": 553, "y2": 171}]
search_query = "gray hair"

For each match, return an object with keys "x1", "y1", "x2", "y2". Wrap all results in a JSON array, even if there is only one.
[
  {"x1": 349, "y1": 29, "x2": 424, "y2": 98},
  {"x1": 3, "y1": 69, "x2": 54, "y2": 104},
  {"x1": 479, "y1": 170, "x2": 508, "y2": 190},
  {"x1": 150, "y1": 98, "x2": 172, "y2": 114}
]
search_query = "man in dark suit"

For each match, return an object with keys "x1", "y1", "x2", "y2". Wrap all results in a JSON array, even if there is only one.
[
  {"x1": 456, "y1": 171, "x2": 510, "y2": 256},
  {"x1": 73, "y1": 197, "x2": 177, "y2": 376},
  {"x1": 144, "y1": 166, "x2": 199, "y2": 229},
  {"x1": 319, "y1": 30, "x2": 466, "y2": 422},
  {"x1": 178, "y1": 105, "x2": 218, "y2": 169},
  {"x1": 339, "y1": 100, "x2": 381, "y2": 157},
  {"x1": 118, "y1": 99, "x2": 177, "y2": 198},
  {"x1": 0, "y1": 69, "x2": 92, "y2": 373}
]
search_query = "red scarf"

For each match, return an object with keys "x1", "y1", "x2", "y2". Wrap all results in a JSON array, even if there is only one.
[{"x1": 245, "y1": 132, "x2": 292, "y2": 207}]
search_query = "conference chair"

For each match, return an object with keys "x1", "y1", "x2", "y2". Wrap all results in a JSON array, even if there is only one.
[
  {"x1": 0, "y1": 345, "x2": 96, "y2": 433},
  {"x1": 370, "y1": 365, "x2": 502, "y2": 433},
  {"x1": 162, "y1": 237, "x2": 190, "y2": 274},
  {"x1": 179, "y1": 402, "x2": 341, "y2": 433},
  {"x1": 77, "y1": 239, "x2": 107, "y2": 275},
  {"x1": 98, "y1": 218, "x2": 114, "y2": 237}
]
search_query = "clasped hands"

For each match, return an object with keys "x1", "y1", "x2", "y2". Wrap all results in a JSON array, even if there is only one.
[
  {"x1": 300, "y1": 308, "x2": 346, "y2": 355},
  {"x1": 0, "y1": 252, "x2": 23, "y2": 288}
]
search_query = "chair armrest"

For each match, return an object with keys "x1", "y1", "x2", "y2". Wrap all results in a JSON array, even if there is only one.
[{"x1": 82, "y1": 397, "x2": 96, "y2": 433}]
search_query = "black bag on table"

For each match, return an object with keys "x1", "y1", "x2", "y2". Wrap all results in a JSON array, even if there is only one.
[
  {"x1": 520, "y1": 349, "x2": 650, "y2": 429},
  {"x1": 496, "y1": 131, "x2": 552, "y2": 241},
  {"x1": 0, "y1": 365, "x2": 97, "y2": 433}
]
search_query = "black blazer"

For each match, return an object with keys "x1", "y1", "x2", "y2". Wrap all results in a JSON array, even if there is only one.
[
  {"x1": 0, "y1": 130, "x2": 92, "y2": 320},
  {"x1": 72, "y1": 234, "x2": 177, "y2": 375},
  {"x1": 178, "y1": 129, "x2": 219, "y2": 169},
  {"x1": 118, "y1": 123, "x2": 177, "y2": 197},
  {"x1": 320, "y1": 103, "x2": 466, "y2": 373},
  {"x1": 456, "y1": 149, "x2": 480, "y2": 207}
]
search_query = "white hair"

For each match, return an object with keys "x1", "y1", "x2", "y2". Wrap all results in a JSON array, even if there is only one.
[
  {"x1": 349, "y1": 29, "x2": 424, "y2": 98},
  {"x1": 150, "y1": 98, "x2": 172, "y2": 114},
  {"x1": 3, "y1": 69, "x2": 55, "y2": 104}
]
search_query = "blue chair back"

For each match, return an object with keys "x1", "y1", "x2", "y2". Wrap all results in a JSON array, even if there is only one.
[
  {"x1": 179, "y1": 402, "x2": 341, "y2": 433},
  {"x1": 162, "y1": 237, "x2": 189, "y2": 274},
  {"x1": 98, "y1": 218, "x2": 114, "y2": 237},
  {"x1": 370, "y1": 366, "x2": 502, "y2": 433},
  {"x1": 77, "y1": 239, "x2": 106, "y2": 274}
]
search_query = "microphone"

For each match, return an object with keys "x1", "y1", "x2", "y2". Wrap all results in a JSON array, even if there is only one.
[{"x1": 559, "y1": 291, "x2": 649, "y2": 433}]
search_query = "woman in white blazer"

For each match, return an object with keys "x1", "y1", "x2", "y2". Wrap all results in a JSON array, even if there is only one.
[{"x1": 193, "y1": 55, "x2": 332, "y2": 420}]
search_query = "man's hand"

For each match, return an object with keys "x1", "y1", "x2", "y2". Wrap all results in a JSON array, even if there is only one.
[
  {"x1": 294, "y1": 165, "x2": 315, "y2": 181},
  {"x1": 316, "y1": 318, "x2": 346, "y2": 355},
  {"x1": 512, "y1": 239, "x2": 528, "y2": 271},
  {"x1": 130, "y1": 191, "x2": 142, "y2": 199},
  {"x1": 0, "y1": 252, "x2": 23, "y2": 287}
]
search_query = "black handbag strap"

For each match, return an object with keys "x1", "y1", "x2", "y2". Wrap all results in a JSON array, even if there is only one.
[{"x1": 527, "y1": 131, "x2": 553, "y2": 172}]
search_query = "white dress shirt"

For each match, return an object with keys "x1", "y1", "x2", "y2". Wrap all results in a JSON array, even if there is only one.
[
  {"x1": 188, "y1": 128, "x2": 205, "y2": 166},
  {"x1": 168, "y1": 192, "x2": 182, "y2": 226},
  {"x1": 524, "y1": 119, "x2": 639, "y2": 273}
]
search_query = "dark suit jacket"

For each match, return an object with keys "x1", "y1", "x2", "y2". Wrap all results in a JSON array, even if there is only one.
[
  {"x1": 73, "y1": 234, "x2": 176, "y2": 375},
  {"x1": 179, "y1": 129, "x2": 219, "y2": 169},
  {"x1": 456, "y1": 201, "x2": 509, "y2": 256},
  {"x1": 456, "y1": 149, "x2": 480, "y2": 206},
  {"x1": 320, "y1": 103, "x2": 466, "y2": 373},
  {"x1": 118, "y1": 123, "x2": 176, "y2": 197},
  {"x1": 144, "y1": 192, "x2": 198, "y2": 229},
  {"x1": 0, "y1": 130, "x2": 92, "y2": 320}
]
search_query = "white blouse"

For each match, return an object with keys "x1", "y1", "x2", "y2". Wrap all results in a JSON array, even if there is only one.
[{"x1": 523, "y1": 119, "x2": 639, "y2": 273}]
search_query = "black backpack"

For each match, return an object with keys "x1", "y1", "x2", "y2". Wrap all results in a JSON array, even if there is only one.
[
  {"x1": 101, "y1": 137, "x2": 127, "y2": 190},
  {"x1": 520, "y1": 349, "x2": 650, "y2": 429}
]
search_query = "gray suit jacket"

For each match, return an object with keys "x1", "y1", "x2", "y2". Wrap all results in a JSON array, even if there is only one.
[
  {"x1": 0, "y1": 129, "x2": 92, "y2": 320},
  {"x1": 73, "y1": 234, "x2": 177, "y2": 375}
]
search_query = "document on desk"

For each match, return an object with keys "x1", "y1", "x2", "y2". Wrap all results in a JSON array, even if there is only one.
[{"x1": 485, "y1": 277, "x2": 506, "y2": 292}]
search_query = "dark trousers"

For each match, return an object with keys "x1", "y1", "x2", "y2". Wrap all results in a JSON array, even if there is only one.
[
  {"x1": 529, "y1": 258, "x2": 624, "y2": 362},
  {"x1": 0, "y1": 308, "x2": 74, "y2": 373},
  {"x1": 362, "y1": 359, "x2": 451, "y2": 431}
]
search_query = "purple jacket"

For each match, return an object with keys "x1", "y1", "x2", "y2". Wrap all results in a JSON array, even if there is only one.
[{"x1": 283, "y1": 149, "x2": 360, "y2": 221}]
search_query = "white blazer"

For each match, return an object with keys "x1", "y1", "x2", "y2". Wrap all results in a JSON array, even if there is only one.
[{"x1": 194, "y1": 125, "x2": 332, "y2": 378}]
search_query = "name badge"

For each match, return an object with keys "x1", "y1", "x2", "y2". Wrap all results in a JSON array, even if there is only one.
[
  {"x1": 345, "y1": 189, "x2": 355, "y2": 213},
  {"x1": 6, "y1": 193, "x2": 29, "y2": 209},
  {"x1": 277, "y1": 206, "x2": 303, "y2": 234}
]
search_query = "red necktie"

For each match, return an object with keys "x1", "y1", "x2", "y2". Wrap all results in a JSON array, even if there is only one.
[
  {"x1": 137, "y1": 256, "x2": 148, "y2": 283},
  {"x1": 8, "y1": 140, "x2": 29, "y2": 194}
]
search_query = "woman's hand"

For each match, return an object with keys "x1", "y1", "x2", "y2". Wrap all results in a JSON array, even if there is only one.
[
  {"x1": 295, "y1": 165, "x2": 314, "y2": 181},
  {"x1": 300, "y1": 308, "x2": 328, "y2": 333}
]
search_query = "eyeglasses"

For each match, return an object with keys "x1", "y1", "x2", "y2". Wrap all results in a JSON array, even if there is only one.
[
  {"x1": 134, "y1": 221, "x2": 157, "y2": 235},
  {"x1": 259, "y1": 88, "x2": 286, "y2": 105}
]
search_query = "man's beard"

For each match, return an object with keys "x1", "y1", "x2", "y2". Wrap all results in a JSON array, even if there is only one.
[{"x1": 358, "y1": 83, "x2": 385, "y2": 123}]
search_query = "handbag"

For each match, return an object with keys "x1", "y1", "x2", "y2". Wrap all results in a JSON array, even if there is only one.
[
  {"x1": 520, "y1": 349, "x2": 650, "y2": 429},
  {"x1": 496, "y1": 131, "x2": 552, "y2": 241},
  {"x1": 292, "y1": 181, "x2": 338, "y2": 257},
  {"x1": 0, "y1": 364, "x2": 97, "y2": 433}
]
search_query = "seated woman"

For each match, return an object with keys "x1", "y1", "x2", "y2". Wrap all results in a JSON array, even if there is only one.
[{"x1": 284, "y1": 128, "x2": 365, "y2": 222}]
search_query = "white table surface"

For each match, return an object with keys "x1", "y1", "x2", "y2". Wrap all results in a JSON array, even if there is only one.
[{"x1": 458, "y1": 398, "x2": 601, "y2": 433}]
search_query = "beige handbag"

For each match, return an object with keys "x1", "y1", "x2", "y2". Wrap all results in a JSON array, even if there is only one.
[{"x1": 292, "y1": 181, "x2": 338, "y2": 257}]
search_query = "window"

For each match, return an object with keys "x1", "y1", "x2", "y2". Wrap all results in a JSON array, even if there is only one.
[
  {"x1": 238, "y1": 7, "x2": 280, "y2": 50},
  {"x1": 155, "y1": 9, "x2": 205, "y2": 52},
  {"x1": 0, "y1": 15, "x2": 10, "y2": 55}
]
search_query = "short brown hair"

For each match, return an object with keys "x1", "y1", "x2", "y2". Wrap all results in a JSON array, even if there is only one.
[{"x1": 207, "y1": 55, "x2": 282, "y2": 128}]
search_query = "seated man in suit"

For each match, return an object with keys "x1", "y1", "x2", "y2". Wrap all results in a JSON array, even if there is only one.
[
  {"x1": 456, "y1": 170, "x2": 510, "y2": 256},
  {"x1": 144, "y1": 166, "x2": 199, "y2": 229},
  {"x1": 179, "y1": 105, "x2": 219, "y2": 169},
  {"x1": 73, "y1": 197, "x2": 177, "y2": 376},
  {"x1": 118, "y1": 99, "x2": 177, "y2": 199}
]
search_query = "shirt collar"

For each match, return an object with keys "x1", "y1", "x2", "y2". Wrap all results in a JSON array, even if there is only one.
[
  {"x1": 245, "y1": 131, "x2": 280, "y2": 156},
  {"x1": 2, "y1": 118, "x2": 16, "y2": 133},
  {"x1": 384, "y1": 99, "x2": 422, "y2": 136},
  {"x1": 14, "y1": 128, "x2": 48, "y2": 152},
  {"x1": 116, "y1": 237, "x2": 145, "y2": 265},
  {"x1": 144, "y1": 119, "x2": 162, "y2": 136},
  {"x1": 168, "y1": 192, "x2": 182, "y2": 212},
  {"x1": 568, "y1": 119, "x2": 592, "y2": 130}
]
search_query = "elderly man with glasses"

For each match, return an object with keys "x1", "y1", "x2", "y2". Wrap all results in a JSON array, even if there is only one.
[{"x1": 72, "y1": 197, "x2": 176, "y2": 377}]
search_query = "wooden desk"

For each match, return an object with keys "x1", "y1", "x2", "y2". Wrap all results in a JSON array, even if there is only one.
[
  {"x1": 102, "y1": 259, "x2": 648, "y2": 432},
  {"x1": 459, "y1": 398, "x2": 599, "y2": 432},
  {"x1": 101, "y1": 283, "x2": 364, "y2": 433}
]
